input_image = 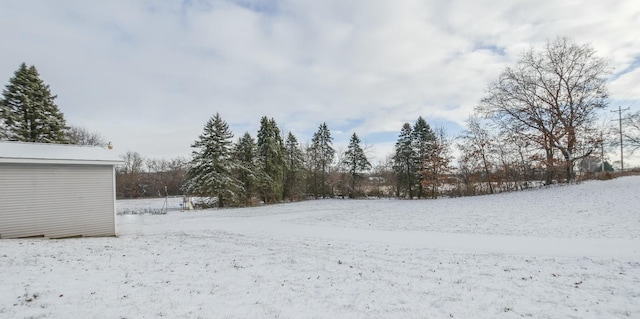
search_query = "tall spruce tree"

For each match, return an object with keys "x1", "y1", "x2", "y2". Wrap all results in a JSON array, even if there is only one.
[
  {"x1": 232, "y1": 132, "x2": 259, "y2": 206},
  {"x1": 412, "y1": 116, "x2": 436, "y2": 198},
  {"x1": 256, "y1": 116, "x2": 285, "y2": 203},
  {"x1": 284, "y1": 132, "x2": 305, "y2": 201},
  {"x1": 310, "y1": 122, "x2": 335, "y2": 198},
  {"x1": 393, "y1": 123, "x2": 417, "y2": 198},
  {"x1": 183, "y1": 113, "x2": 240, "y2": 207},
  {"x1": 342, "y1": 132, "x2": 371, "y2": 198},
  {"x1": 1, "y1": 63, "x2": 68, "y2": 142}
]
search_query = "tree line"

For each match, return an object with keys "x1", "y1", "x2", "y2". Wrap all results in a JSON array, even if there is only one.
[
  {"x1": 3, "y1": 37, "x2": 640, "y2": 203},
  {"x1": 115, "y1": 151, "x2": 188, "y2": 199},
  {"x1": 181, "y1": 114, "x2": 375, "y2": 207}
]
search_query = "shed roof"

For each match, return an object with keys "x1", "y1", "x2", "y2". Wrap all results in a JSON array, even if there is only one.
[{"x1": 0, "y1": 141, "x2": 123, "y2": 165}]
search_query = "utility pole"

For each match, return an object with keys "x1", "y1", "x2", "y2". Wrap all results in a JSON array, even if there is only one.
[
  {"x1": 611, "y1": 106, "x2": 630, "y2": 171},
  {"x1": 600, "y1": 131, "x2": 605, "y2": 174}
]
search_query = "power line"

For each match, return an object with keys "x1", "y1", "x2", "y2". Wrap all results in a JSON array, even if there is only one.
[{"x1": 609, "y1": 72, "x2": 640, "y2": 110}]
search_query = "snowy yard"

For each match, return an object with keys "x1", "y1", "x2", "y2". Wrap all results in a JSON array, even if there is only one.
[{"x1": 1, "y1": 177, "x2": 640, "y2": 318}]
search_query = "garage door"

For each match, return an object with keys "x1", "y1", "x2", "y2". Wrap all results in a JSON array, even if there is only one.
[{"x1": 0, "y1": 164, "x2": 115, "y2": 238}]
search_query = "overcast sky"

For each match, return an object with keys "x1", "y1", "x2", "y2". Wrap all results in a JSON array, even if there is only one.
[{"x1": 1, "y1": 0, "x2": 639, "y2": 164}]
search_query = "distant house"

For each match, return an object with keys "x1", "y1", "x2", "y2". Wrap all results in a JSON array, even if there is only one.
[
  {"x1": 0, "y1": 141, "x2": 122, "y2": 239},
  {"x1": 579, "y1": 157, "x2": 600, "y2": 173}
]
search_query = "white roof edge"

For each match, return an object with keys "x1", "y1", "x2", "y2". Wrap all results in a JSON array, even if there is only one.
[
  {"x1": 0, "y1": 141, "x2": 124, "y2": 165},
  {"x1": 0, "y1": 158, "x2": 123, "y2": 165}
]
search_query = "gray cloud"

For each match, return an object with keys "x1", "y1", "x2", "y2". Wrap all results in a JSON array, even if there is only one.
[{"x1": 1, "y1": 0, "x2": 638, "y2": 162}]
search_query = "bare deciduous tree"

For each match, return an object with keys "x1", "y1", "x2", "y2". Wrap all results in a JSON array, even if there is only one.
[
  {"x1": 422, "y1": 126, "x2": 452, "y2": 198},
  {"x1": 66, "y1": 125, "x2": 107, "y2": 147},
  {"x1": 146, "y1": 157, "x2": 188, "y2": 197},
  {"x1": 459, "y1": 116, "x2": 497, "y2": 194},
  {"x1": 477, "y1": 37, "x2": 611, "y2": 183},
  {"x1": 624, "y1": 111, "x2": 640, "y2": 154},
  {"x1": 116, "y1": 151, "x2": 146, "y2": 198}
]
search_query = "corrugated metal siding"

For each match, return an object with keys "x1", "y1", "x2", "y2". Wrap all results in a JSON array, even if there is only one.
[{"x1": 0, "y1": 164, "x2": 116, "y2": 238}]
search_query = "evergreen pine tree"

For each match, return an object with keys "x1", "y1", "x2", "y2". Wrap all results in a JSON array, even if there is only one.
[
  {"x1": 342, "y1": 132, "x2": 371, "y2": 198},
  {"x1": 183, "y1": 113, "x2": 241, "y2": 207},
  {"x1": 412, "y1": 116, "x2": 436, "y2": 198},
  {"x1": 311, "y1": 122, "x2": 335, "y2": 198},
  {"x1": 232, "y1": 132, "x2": 259, "y2": 206},
  {"x1": 393, "y1": 123, "x2": 417, "y2": 198},
  {"x1": 256, "y1": 116, "x2": 285, "y2": 203},
  {"x1": 596, "y1": 161, "x2": 614, "y2": 172},
  {"x1": 284, "y1": 132, "x2": 305, "y2": 201},
  {"x1": 0, "y1": 63, "x2": 68, "y2": 143}
]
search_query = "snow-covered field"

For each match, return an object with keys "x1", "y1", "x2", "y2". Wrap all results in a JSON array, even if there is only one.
[{"x1": 2, "y1": 177, "x2": 640, "y2": 318}]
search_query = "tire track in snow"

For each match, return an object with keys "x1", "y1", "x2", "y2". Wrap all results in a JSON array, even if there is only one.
[{"x1": 206, "y1": 213, "x2": 640, "y2": 259}]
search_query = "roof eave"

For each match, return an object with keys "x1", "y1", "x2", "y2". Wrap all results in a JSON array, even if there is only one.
[{"x1": 0, "y1": 158, "x2": 124, "y2": 166}]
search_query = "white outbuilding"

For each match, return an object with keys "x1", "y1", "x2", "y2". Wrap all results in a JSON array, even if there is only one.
[{"x1": 0, "y1": 141, "x2": 123, "y2": 239}]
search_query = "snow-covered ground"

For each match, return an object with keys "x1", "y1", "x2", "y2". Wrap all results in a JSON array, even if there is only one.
[{"x1": 1, "y1": 177, "x2": 639, "y2": 318}]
